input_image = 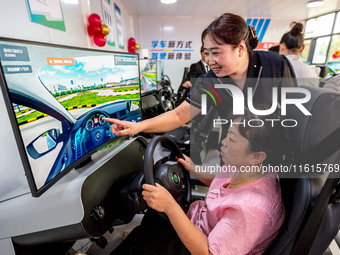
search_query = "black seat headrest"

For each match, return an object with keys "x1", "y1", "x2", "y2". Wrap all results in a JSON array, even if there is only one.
[{"x1": 286, "y1": 85, "x2": 340, "y2": 164}]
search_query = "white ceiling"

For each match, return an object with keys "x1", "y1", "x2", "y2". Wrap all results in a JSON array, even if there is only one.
[{"x1": 123, "y1": 0, "x2": 340, "y2": 20}]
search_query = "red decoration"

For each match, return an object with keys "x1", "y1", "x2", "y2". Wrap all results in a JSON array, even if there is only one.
[
  {"x1": 87, "y1": 24, "x2": 102, "y2": 36},
  {"x1": 94, "y1": 35, "x2": 107, "y2": 47},
  {"x1": 87, "y1": 13, "x2": 110, "y2": 47},
  {"x1": 128, "y1": 37, "x2": 137, "y2": 53},
  {"x1": 332, "y1": 50, "x2": 340, "y2": 59},
  {"x1": 128, "y1": 37, "x2": 136, "y2": 45},
  {"x1": 128, "y1": 45, "x2": 136, "y2": 53},
  {"x1": 88, "y1": 14, "x2": 102, "y2": 26},
  {"x1": 333, "y1": 53, "x2": 340, "y2": 59}
]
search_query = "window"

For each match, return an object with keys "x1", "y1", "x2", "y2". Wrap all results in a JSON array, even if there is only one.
[
  {"x1": 314, "y1": 13, "x2": 335, "y2": 37},
  {"x1": 312, "y1": 36, "x2": 331, "y2": 64},
  {"x1": 301, "y1": 39, "x2": 312, "y2": 63},
  {"x1": 305, "y1": 19, "x2": 316, "y2": 38},
  {"x1": 305, "y1": 11, "x2": 339, "y2": 65},
  {"x1": 327, "y1": 34, "x2": 340, "y2": 63},
  {"x1": 305, "y1": 13, "x2": 336, "y2": 38},
  {"x1": 333, "y1": 11, "x2": 340, "y2": 33}
]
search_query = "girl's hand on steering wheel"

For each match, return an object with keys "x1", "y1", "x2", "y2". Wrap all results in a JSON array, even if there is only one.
[{"x1": 177, "y1": 154, "x2": 195, "y2": 173}]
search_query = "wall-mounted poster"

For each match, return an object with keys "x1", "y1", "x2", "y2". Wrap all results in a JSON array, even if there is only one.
[
  {"x1": 26, "y1": 0, "x2": 66, "y2": 31},
  {"x1": 101, "y1": 0, "x2": 115, "y2": 47},
  {"x1": 114, "y1": 3, "x2": 124, "y2": 50}
]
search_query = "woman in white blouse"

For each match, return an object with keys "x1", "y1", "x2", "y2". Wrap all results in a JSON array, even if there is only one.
[{"x1": 280, "y1": 22, "x2": 320, "y2": 87}]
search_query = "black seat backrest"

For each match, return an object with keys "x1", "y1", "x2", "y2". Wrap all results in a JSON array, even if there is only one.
[
  {"x1": 265, "y1": 85, "x2": 340, "y2": 255},
  {"x1": 264, "y1": 178, "x2": 311, "y2": 255}
]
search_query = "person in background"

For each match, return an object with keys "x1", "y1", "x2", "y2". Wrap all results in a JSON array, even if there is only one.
[
  {"x1": 111, "y1": 109, "x2": 288, "y2": 255},
  {"x1": 182, "y1": 45, "x2": 209, "y2": 89},
  {"x1": 268, "y1": 45, "x2": 280, "y2": 53},
  {"x1": 176, "y1": 45, "x2": 209, "y2": 105},
  {"x1": 280, "y1": 22, "x2": 320, "y2": 87}
]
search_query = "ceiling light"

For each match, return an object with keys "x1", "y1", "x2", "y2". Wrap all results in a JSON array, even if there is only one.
[
  {"x1": 160, "y1": 0, "x2": 177, "y2": 4},
  {"x1": 306, "y1": 0, "x2": 325, "y2": 8},
  {"x1": 163, "y1": 26, "x2": 174, "y2": 31},
  {"x1": 62, "y1": 0, "x2": 78, "y2": 4}
]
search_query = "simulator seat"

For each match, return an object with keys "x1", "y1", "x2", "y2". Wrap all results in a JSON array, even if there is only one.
[
  {"x1": 265, "y1": 85, "x2": 340, "y2": 255},
  {"x1": 265, "y1": 177, "x2": 324, "y2": 255}
]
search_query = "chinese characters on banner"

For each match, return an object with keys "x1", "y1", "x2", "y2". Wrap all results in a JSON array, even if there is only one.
[
  {"x1": 150, "y1": 40, "x2": 194, "y2": 61},
  {"x1": 256, "y1": 42, "x2": 279, "y2": 50}
]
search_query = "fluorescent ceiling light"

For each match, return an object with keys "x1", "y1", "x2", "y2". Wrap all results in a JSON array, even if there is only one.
[
  {"x1": 63, "y1": 0, "x2": 79, "y2": 4},
  {"x1": 160, "y1": 0, "x2": 177, "y2": 4},
  {"x1": 163, "y1": 26, "x2": 174, "y2": 31},
  {"x1": 306, "y1": 0, "x2": 325, "y2": 8}
]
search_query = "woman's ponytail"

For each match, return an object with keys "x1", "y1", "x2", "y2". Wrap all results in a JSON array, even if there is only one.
[{"x1": 248, "y1": 25, "x2": 259, "y2": 50}]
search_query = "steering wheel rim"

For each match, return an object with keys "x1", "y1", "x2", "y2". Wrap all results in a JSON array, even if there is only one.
[
  {"x1": 162, "y1": 74, "x2": 171, "y2": 86},
  {"x1": 158, "y1": 89, "x2": 174, "y2": 112},
  {"x1": 144, "y1": 136, "x2": 191, "y2": 218}
]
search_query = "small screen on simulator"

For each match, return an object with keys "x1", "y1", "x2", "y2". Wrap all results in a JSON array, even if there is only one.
[
  {"x1": 140, "y1": 59, "x2": 157, "y2": 94},
  {"x1": 0, "y1": 38, "x2": 142, "y2": 196},
  {"x1": 328, "y1": 62, "x2": 340, "y2": 75},
  {"x1": 157, "y1": 60, "x2": 164, "y2": 81}
]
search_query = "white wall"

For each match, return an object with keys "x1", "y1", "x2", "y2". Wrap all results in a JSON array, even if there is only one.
[{"x1": 0, "y1": 0, "x2": 134, "y2": 52}]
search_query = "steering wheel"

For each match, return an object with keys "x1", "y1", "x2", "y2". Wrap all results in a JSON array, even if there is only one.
[
  {"x1": 161, "y1": 75, "x2": 171, "y2": 88},
  {"x1": 158, "y1": 89, "x2": 175, "y2": 112},
  {"x1": 82, "y1": 110, "x2": 112, "y2": 154},
  {"x1": 144, "y1": 136, "x2": 192, "y2": 219}
]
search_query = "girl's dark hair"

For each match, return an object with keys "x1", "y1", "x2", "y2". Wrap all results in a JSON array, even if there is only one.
[
  {"x1": 280, "y1": 22, "x2": 304, "y2": 52},
  {"x1": 232, "y1": 108, "x2": 291, "y2": 166},
  {"x1": 201, "y1": 13, "x2": 258, "y2": 55}
]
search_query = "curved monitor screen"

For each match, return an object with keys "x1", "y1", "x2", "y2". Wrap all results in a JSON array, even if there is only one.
[
  {"x1": 140, "y1": 59, "x2": 157, "y2": 94},
  {"x1": 0, "y1": 38, "x2": 141, "y2": 196}
]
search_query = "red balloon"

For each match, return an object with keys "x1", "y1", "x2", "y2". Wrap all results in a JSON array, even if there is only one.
[
  {"x1": 88, "y1": 14, "x2": 102, "y2": 26},
  {"x1": 128, "y1": 37, "x2": 136, "y2": 53},
  {"x1": 128, "y1": 37, "x2": 136, "y2": 45},
  {"x1": 332, "y1": 53, "x2": 340, "y2": 59},
  {"x1": 128, "y1": 45, "x2": 136, "y2": 53},
  {"x1": 87, "y1": 24, "x2": 102, "y2": 36},
  {"x1": 94, "y1": 35, "x2": 106, "y2": 47}
]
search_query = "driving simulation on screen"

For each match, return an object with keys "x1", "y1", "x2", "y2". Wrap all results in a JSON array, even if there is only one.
[
  {"x1": 140, "y1": 58, "x2": 157, "y2": 94},
  {"x1": 0, "y1": 39, "x2": 142, "y2": 194}
]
